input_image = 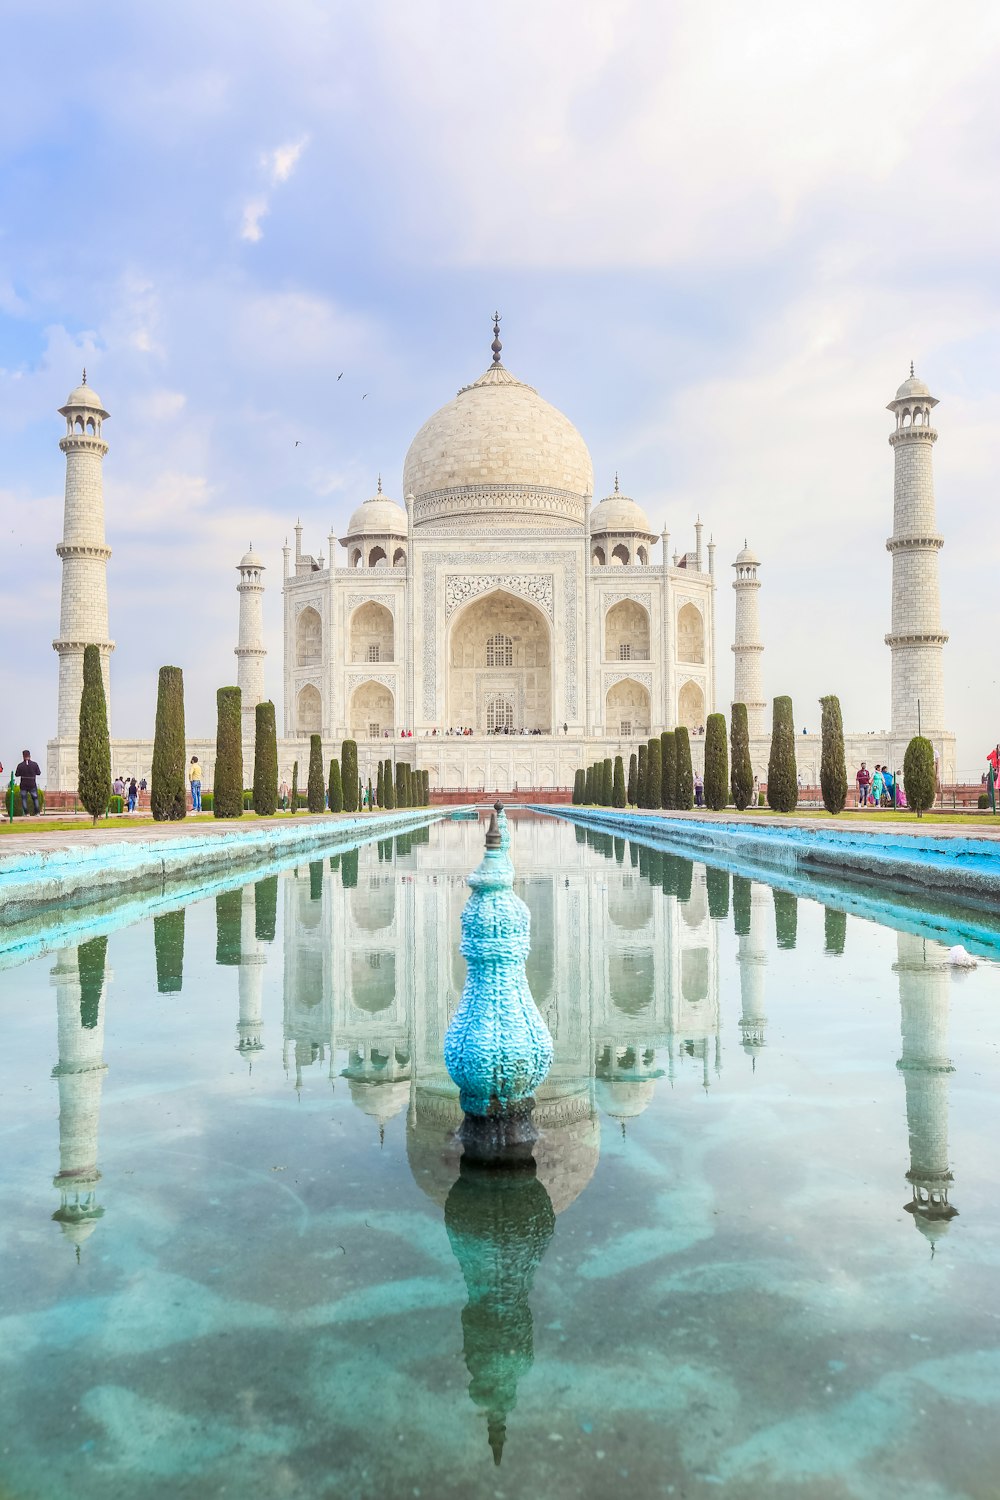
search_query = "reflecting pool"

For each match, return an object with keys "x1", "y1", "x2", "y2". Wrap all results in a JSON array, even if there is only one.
[{"x1": 2, "y1": 813, "x2": 1000, "y2": 1499}]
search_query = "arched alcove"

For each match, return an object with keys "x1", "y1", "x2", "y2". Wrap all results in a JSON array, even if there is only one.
[
  {"x1": 368, "y1": 545, "x2": 387, "y2": 567},
  {"x1": 350, "y1": 680, "x2": 394, "y2": 739},
  {"x1": 448, "y1": 589, "x2": 551, "y2": 733},
  {"x1": 681, "y1": 948, "x2": 709, "y2": 1004},
  {"x1": 592, "y1": 545, "x2": 606, "y2": 566},
  {"x1": 392, "y1": 547, "x2": 406, "y2": 567},
  {"x1": 611, "y1": 543, "x2": 630, "y2": 566},
  {"x1": 606, "y1": 678, "x2": 651, "y2": 739},
  {"x1": 677, "y1": 603, "x2": 705, "y2": 663},
  {"x1": 296, "y1": 606, "x2": 322, "y2": 666},
  {"x1": 608, "y1": 876, "x2": 653, "y2": 931},
  {"x1": 350, "y1": 602, "x2": 394, "y2": 664},
  {"x1": 350, "y1": 951, "x2": 396, "y2": 1013},
  {"x1": 609, "y1": 947, "x2": 655, "y2": 1016},
  {"x1": 296, "y1": 684, "x2": 322, "y2": 734},
  {"x1": 605, "y1": 600, "x2": 650, "y2": 661},
  {"x1": 678, "y1": 679, "x2": 705, "y2": 730},
  {"x1": 351, "y1": 877, "x2": 395, "y2": 932}
]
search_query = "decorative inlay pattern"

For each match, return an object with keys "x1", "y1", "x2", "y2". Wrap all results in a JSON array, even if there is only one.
[
  {"x1": 601, "y1": 591, "x2": 652, "y2": 611},
  {"x1": 445, "y1": 573, "x2": 554, "y2": 620},
  {"x1": 347, "y1": 593, "x2": 396, "y2": 614},
  {"x1": 346, "y1": 672, "x2": 397, "y2": 691},
  {"x1": 603, "y1": 671, "x2": 652, "y2": 690}
]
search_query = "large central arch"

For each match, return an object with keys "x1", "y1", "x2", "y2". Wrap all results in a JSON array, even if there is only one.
[{"x1": 447, "y1": 589, "x2": 552, "y2": 733}]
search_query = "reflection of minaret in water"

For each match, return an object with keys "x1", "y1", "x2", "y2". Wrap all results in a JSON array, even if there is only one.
[
  {"x1": 737, "y1": 881, "x2": 770, "y2": 1062},
  {"x1": 895, "y1": 933, "x2": 958, "y2": 1243},
  {"x1": 445, "y1": 1151, "x2": 555, "y2": 1466},
  {"x1": 237, "y1": 883, "x2": 266, "y2": 1064},
  {"x1": 51, "y1": 938, "x2": 110, "y2": 1256}
]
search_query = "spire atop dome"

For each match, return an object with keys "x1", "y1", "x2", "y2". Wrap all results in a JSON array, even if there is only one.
[
  {"x1": 614, "y1": 472, "x2": 620, "y2": 494},
  {"x1": 82, "y1": 367, "x2": 87, "y2": 385},
  {"x1": 910, "y1": 360, "x2": 915, "y2": 378},
  {"x1": 377, "y1": 473, "x2": 382, "y2": 494},
  {"x1": 491, "y1": 311, "x2": 502, "y2": 366}
]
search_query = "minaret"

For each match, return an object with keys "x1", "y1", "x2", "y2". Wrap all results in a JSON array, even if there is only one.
[
  {"x1": 235, "y1": 545, "x2": 266, "y2": 737},
  {"x1": 54, "y1": 373, "x2": 114, "y2": 742},
  {"x1": 51, "y1": 938, "x2": 110, "y2": 1255},
  {"x1": 737, "y1": 881, "x2": 769, "y2": 1060},
  {"x1": 731, "y1": 542, "x2": 766, "y2": 736},
  {"x1": 895, "y1": 933, "x2": 958, "y2": 1242},
  {"x1": 886, "y1": 367, "x2": 947, "y2": 737}
]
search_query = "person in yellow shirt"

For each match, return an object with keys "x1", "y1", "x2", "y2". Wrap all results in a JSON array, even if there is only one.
[{"x1": 189, "y1": 756, "x2": 203, "y2": 812}]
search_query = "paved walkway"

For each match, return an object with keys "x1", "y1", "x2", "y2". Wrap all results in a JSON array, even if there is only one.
[
  {"x1": 0, "y1": 812, "x2": 376, "y2": 861},
  {"x1": 601, "y1": 808, "x2": 1000, "y2": 841}
]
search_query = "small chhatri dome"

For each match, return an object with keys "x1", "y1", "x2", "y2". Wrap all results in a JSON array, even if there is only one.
[
  {"x1": 239, "y1": 544, "x2": 264, "y2": 569},
  {"x1": 589, "y1": 476, "x2": 655, "y2": 537},
  {"x1": 343, "y1": 478, "x2": 408, "y2": 538},
  {"x1": 894, "y1": 364, "x2": 933, "y2": 401},
  {"x1": 735, "y1": 540, "x2": 760, "y2": 566},
  {"x1": 59, "y1": 370, "x2": 109, "y2": 418}
]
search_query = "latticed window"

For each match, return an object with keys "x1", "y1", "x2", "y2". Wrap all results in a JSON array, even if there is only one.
[
  {"x1": 618, "y1": 643, "x2": 632, "y2": 661},
  {"x1": 367, "y1": 953, "x2": 382, "y2": 969},
  {"x1": 486, "y1": 633, "x2": 513, "y2": 668},
  {"x1": 368, "y1": 721, "x2": 380, "y2": 739},
  {"x1": 487, "y1": 696, "x2": 515, "y2": 733},
  {"x1": 367, "y1": 644, "x2": 380, "y2": 663},
  {"x1": 620, "y1": 721, "x2": 632, "y2": 738}
]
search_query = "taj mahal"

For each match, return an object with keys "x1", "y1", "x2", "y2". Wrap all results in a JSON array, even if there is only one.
[{"x1": 45, "y1": 321, "x2": 956, "y2": 791}]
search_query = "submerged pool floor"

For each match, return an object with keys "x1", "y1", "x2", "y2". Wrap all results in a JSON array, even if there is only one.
[{"x1": 1, "y1": 814, "x2": 999, "y2": 1499}]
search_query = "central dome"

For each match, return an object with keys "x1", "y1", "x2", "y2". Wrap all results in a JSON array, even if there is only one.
[{"x1": 403, "y1": 361, "x2": 593, "y2": 530}]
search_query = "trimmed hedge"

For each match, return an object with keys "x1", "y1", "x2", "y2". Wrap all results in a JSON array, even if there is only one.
[
  {"x1": 214, "y1": 686, "x2": 244, "y2": 818},
  {"x1": 601, "y1": 757, "x2": 613, "y2": 807},
  {"x1": 383, "y1": 758, "x2": 395, "y2": 809},
  {"x1": 730, "y1": 703, "x2": 754, "y2": 811},
  {"x1": 644, "y1": 737, "x2": 662, "y2": 810},
  {"x1": 341, "y1": 740, "x2": 358, "y2": 812},
  {"x1": 704, "y1": 713, "x2": 729, "y2": 810},
  {"x1": 660, "y1": 731, "x2": 676, "y2": 810},
  {"x1": 252, "y1": 700, "x2": 278, "y2": 816},
  {"x1": 627, "y1": 753, "x2": 638, "y2": 806},
  {"x1": 79, "y1": 644, "x2": 112, "y2": 825},
  {"x1": 328, "y1": 757, "x2": 343, "y2": 813},
  {"x1": 903, "y1": 736, "x2": 936, "y2": 816},
  {"x1": 674, "y1": 727, "x2": 693, "y2": 810},
  {"x1": 767, "y1": 696, "x2": 798, "y2": 813},
  {"x1": 637, "y1": 743, "x2": 648, "y2": 806},
  {"x1": 290, "y1": 760, "x2": 299, "y2": 814},
  {"x1": 151, "y1": 665, "x2": 186, "y2": 821},
  {"x1": 613, "y1": 755, "x2": 626, "y2": 808},
  {"x1": 573, "y1": 769, "x2": 585, "y2": 804},
  {"x1": 819, "y1": 695, "x2": 847, "y2": 815},
  {"x1": 307, "y1": 734, "x2": 325, "y2": 813}
]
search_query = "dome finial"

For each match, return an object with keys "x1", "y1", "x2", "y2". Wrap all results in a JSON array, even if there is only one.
[
  {"x1": 81, "y1": 367, "x2": 87, "y2": 385},
  {"x1": 377, "y1": 472, "x2": 382, "y2": 494},
  {"x1": 910, "y1": 360, "x2": 915, "y2": 378},
  {"x1": 614, "y1": 472, "x2": 619, "y2": 494},
  {"x1": 491, "y1": 311, "x2": 502, "y2": 366}
]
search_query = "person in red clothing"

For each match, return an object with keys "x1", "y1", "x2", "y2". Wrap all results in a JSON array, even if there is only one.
[{"x1": 856, "y1": 761, "x2": 872, "y2": 808}]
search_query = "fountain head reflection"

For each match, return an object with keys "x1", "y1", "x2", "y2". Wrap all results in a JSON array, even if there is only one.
[
  {"x1": 444, "y1": 1140, "x2": 555, "y2": 1465},
  {"x1": 443, "y1": 807, "x2": 554, "y2": 1143}
]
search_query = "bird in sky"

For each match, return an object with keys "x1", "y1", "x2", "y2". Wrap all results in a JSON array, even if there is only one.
[
  {"x1": 337, "y1": 372, "x2": 343, "y2": 380},
  {"x1": 362, "y1": 393, "x2": 368, "y2": 400},
  {"x1": 294, "y1": 440, "x2": 302, "y2": 447}
]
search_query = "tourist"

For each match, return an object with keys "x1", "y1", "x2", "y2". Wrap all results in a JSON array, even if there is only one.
[
  {"x1": 189, "y1": 756, "x2": 203, "y2": 812},
  {"x1": 856, "y1": 762, "x2": 871, "y2": 807},
  {"x1": 279, "y1": 777, "x2": 290, "y2": 811},
  {"x1": 882, "y1": 766, "x2": 896, "y2": 806},
  {"x1": 113, "y1": 775, "x2": 124, "y2": 800},
  {"x1": 127, "y1": 777, "x2": 138, "y2": 813},
  {"x1": 694, "y1": 770, "x2": 704, "y2": 807},
  {"x1": 872, "y1": 765, "x2": 885, "y2": 806},
  {"x1": 139, "y1": 776, "x2": 147, "y2": 792},
  {"x1": 16, "y1": 750, "x2": 41, "y2": 816}
]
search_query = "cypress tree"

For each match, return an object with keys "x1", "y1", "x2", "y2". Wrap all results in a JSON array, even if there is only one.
[
  {"x1": 706, "y1": 865, "x2": 730, "y2": 920},
  {"x1": 730, "y1": 703, "x2": 754, "y2": 811},
  {"x1": 341, "y1": 740, "x2": 359, "y2": 813},
  {"x1": 153, "y1": 910, "x2": 185, "y2": 994},
  {"x1": 704, "y1": 713, "x2": 729, "y2": 811},
  {"x1": 767, "y1": 696, "x2": 798, "y2": 812},
  {"x1": 328, "y1": 757, "x2": 343, "y2": 813},
  {"x1": 774, "y1": 889, "x2": 798, "y2": 949},
  {"x1": 151, "y1": 665, "x2": 186, "y2": 821},
  {"x1": 78, "y1": 644, "x2": 112, "y2": 825},
  {"x1": 584, "y1": 764, "x2": 594, "y2": 803},
  {"x1": 214, "y1": 686, "x2": 244, "y2": 818},
  {"x1": 252, "y1": 700, "x2": 278, "y2": 816},
  {"x1": 819, "y1": 695, "x2": 848, "y2": 815},
  {"x1": 573, "y1": 769, "x2": 585, "y2": 804},
  {"x1": 824, "y1": 907, "x2": 847, "y2": 955},
  {"x1": 376, "y1": 761, "x2": 384, "y2": 807},
  {"x1": 306, "y1": 733, "x2": 325, "y2": 812},
  {"x1": 732, "y1": 874, "x2": 752, "y2": 936},
  {"x1": 627, "y1": 752, "x2": 638, "y2": 806},
  {"x1": 637, "y1": 742, "x2": 648, "y2": 806},
  {"x1": 613, "y1": 755, "x2": 626, "y2": 808},
  {"x1": 602, "y1": 757, "x2": 613, "y2": 806},
  {"x1": 645, "y1": 737, "x2": 662, "y2": 809},
  {"x1": 255, "y1": 875, "x2": 278, "y2": 943},
  {"x1": 674, "y1": 727, "x2": 694, "y2": 810},
  {"x1": 395, "y1": 761, "x2": 406, "y2": 807},
  {"x1": 660, "y1": 731, "x2": 677, "y2": 810},
  {"x1": 383, "y1": 758, "x2": 395, "y2": 809},
  {"x1": 367, "y1": 776, "x2": 374, "y2": 809},
  {"x1": 290, "y1": 759, "x2": 299, "y2": 814},
  {"x1": 903, "y1": 736, "x2": 936, "y2": 816}
]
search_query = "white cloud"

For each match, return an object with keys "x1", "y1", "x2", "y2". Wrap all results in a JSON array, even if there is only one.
[
  {"x1": 240, "y1": 197, "x2": 268, "y2": 242},
  {"x1": 263, "y1": 135, "x2": 308, "y2": 185}
]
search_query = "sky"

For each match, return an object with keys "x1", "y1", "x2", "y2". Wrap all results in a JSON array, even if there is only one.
[{"x1": 2, "y1": 0, "x2": 998, "y2": 778}]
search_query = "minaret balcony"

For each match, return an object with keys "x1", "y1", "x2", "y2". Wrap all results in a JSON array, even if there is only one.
[
  {"x1": 56, "y1": 542, "x2": 112, "y2": 561},
  {"x1": 884, "y1": 630, "x2": 949, "y2": 648},
  {"x1": 889, "y1": 427, "x2": 937, "y2": 448},
  {"x1": 885, "y1": 534, "x2": 944, "y2": 553}
]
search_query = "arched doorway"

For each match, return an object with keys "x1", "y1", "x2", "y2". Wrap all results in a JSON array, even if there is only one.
[
  {"x1": 296, "y1": 607, "x2": 322, "y2": 666},
  {"x1": 350, "y1": 680, "x2": 394, "y2": 739},
  {"x1": 448, "y1": 589, "x2": 552, "y2": 733},
  {"x1": 297, "y1": 684, "x2": 322, "y2": 734},
  {"x1": 677, "y1": 603, "x2": 705, "y2": 663},
  {"x1": 606, "y1": 678, "x2": 650, "y2": 739},
  {"x1": 605, "y1": 600, "x2": 650, "y2": 661},
  {"x1": 350, "y1": 603, "x2": 394, "y2": 663},
  {"x1": 678, "y1": 679, "x2": 705, "y2": 730}
]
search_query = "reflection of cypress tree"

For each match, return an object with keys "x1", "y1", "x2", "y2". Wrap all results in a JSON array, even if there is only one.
[
  {"x1": 629, "y1": 841, "x2": 639, "y2": 868},
  {"x1": 661, "y1": 854, "x2": 680, "y2": 896},
  {"x1": 153, "y1": 910, "x2": 185, "y2": 993},
  {"x1": 329, "y1": 852, "x2": 341, "y2": 872},
  {"x1": 78, "y1": 935, "x2": 109, "y2": 1028},
  {"x1": 395, "y1": 832, "x2": 413, "y2": 858},
  {"x1": 445, "y1": 1156, "x2": 555, "y2": 1466},
  {"x1": 215, "y1": 888, "x2": 242, "y2": 966},
  {"x1": 254, "y1": 876, "x2": 278, "y2": 942},
  {"x1": 574, "y1": 824, "x2": 586, "y2": 846},
  {"x1": 732, "y1": 875, "x2": 752, "y2": 936},
  {"x1": 706, "y1": 865, "x2": 730, "y2": 920},
  {"x1": 309, "y1": 860, "x2": 323, "y2": 902},
  {"x1": 613, "y1": 836, "x2": 625, "y2": 863},
  {"x1": 824, "y1": 907, "x2": 847, "y2": 956},
  {"x1": 341, "y1": 846, "x2": 359, "y2": 889},
  {"x1": 637, "y1": 844, "x2": 650, "y2": 879},
  {"x1": 647, "y1": 847, "x2": 663, "y2": 885},
  {"x1": 676, "y1": 858, "x2": 693, "y2": 904},
  {"x1": 774, "y1": 889, "x2": 798, "y2": 949}
]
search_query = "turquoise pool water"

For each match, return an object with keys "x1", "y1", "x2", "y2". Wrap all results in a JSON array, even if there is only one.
[{"x1": 2, "y1": 813, "x2": 999, "y2": 1499}]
